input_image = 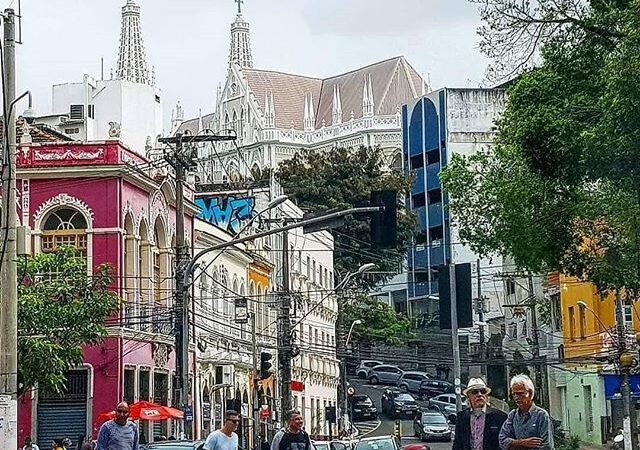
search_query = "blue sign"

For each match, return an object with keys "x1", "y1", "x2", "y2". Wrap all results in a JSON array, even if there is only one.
[
  {"x1": 184, "y1": 405, "x2": 193, "y2": 422},
  {"x1": 603, "y1": 374, "x2": 640, "y2": 399},
  {"x1": 195, "y1": 196, "x2": 256, "y2": 234}
]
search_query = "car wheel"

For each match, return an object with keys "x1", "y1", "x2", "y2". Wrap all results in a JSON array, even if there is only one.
[
  {"x1": 358, "y1": 372, "x2": 366, "y2": 380},
  {"x1": 369, "y1": 375, "x2": 379, "y2": 384}
]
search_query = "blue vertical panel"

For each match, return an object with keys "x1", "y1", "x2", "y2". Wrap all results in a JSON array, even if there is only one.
[
  {"x1": 428, "y1": 202, "x2": 443, "y2": 228},
  {"x1": 423, "y1": 98, "x2": 439, "y2": 152},
  {"x1": 439, "y1": 90, "x2": 447, "y2": 145},
  {"x1": 426, "y1": 162, "x2": 440, "y2": 191},
  {"x1": 402, "y1": 105, "x2": 409, "y2": 171},
  {"x1": 409, "y1": 100, "x2": 424, "y2": 156}
]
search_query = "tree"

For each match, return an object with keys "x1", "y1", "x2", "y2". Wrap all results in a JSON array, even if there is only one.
[
  {"x1": 277, "y1": 146, "x2": 415, "y2": 290},
  {"x1": 18, "y1": 246, "x2": 120, "y2": 396},
  {"x1": 343, "y1": 293, "x2": 415, "y2": 346},
  {"x1": 473, "y1": 0, "x2": 628, "y2": 81},
  {"x1": 441, "y1": 0, "x2": 640, "y2": 295}
]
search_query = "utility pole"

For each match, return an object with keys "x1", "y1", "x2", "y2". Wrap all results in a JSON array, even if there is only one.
[
  {"x1": 278, "y1": 230, "x2": 292, "y2": 419},
  {"x1": 251, "y1": 312, "x2": 259, "y2": 450},
  {"x1": 528, "y1": 275, "x2": 547, "y2": 410},
  {"x1": 476, "y1": 260, "x2": 486, "y2": 376},
  {"x1": 160, "y1": 132, "x2": 235, "y2": 439},
  {"x1": 615, "y1": 291, "x2": 637, "y2": 450},
  {"x1": 0, "y1": 9, "x2": 18, "y2": 450},
  {"x1": 449, "y1": 263, "x2": 463, "y2": 412}
]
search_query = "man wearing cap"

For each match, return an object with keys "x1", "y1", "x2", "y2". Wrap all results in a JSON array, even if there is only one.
[{"x1": 453, "y1": 378, "x2": 507, "y2": 450}]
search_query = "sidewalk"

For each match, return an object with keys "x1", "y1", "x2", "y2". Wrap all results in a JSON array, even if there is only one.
[{"x1": 579, "y1": 444, "x2": 608, "y2": 450}]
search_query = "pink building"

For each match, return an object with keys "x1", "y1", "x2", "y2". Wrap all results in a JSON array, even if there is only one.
[{"x1": 15, "y1": 138, "x2": 196, "y2": 446}]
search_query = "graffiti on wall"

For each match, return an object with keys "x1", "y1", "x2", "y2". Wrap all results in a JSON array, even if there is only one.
[{"x1": 195, "y1": 196, "x2": 256, "y2": 234}]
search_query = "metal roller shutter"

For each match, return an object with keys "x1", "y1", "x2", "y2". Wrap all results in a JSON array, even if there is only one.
[{"x1": 37, "y1": 402, "x2": 87, "y2": 448}]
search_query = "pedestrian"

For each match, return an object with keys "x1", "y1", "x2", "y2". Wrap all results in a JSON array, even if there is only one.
[
  {"x1": 51, "y1": 440, "x2": 64, "y2": 450},
  {"x1": 61, "y1": 438, "x2": 73, "y2": 450},
  {"x1": 23, "y1": 436, "x2": 40, "y2": 450},
  {"x1": 499, "y1": 374, "x2": 554, "y2": 449},
  {"x1": 96, "y1": 401, "x2": 139, "y2": 450},
  {"x1": 452, "y1": 377, "x2": 507, "y2": 450},
  {"x1": 203, "y1": 410, "x2": 240, "y2": 450},
  {"x1": 270, "y1": 410, "x2": 312, "y2": 450}
]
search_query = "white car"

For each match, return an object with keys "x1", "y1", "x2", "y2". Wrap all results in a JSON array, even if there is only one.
[
  {"x1": 428, "y1": 393, "x2": 467, "y2": 421},
  {"x1": 355, "y1": 360, "x2": 383, "y2": 379}
]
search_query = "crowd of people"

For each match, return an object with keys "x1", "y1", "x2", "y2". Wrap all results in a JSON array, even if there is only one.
[{"x1": 22, "y1": 435, "x2": 94, "y2": 450}]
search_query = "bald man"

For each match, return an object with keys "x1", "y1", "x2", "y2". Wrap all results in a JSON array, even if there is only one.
[{"x1": 96, "y1": 402, "x2": 139, "y2": 450}]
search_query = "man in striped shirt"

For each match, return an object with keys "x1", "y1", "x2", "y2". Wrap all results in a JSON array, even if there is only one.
[{"x1": 96, "y1": 402, "x2": 139, "y2": 450}]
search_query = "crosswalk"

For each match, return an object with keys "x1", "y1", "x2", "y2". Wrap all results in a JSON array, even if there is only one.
[{"x1": 354, "y1": 420, "x2": 382, "y2": 437}]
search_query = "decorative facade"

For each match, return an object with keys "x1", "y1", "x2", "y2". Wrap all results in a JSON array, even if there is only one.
[{"x1": 15, "y1": 140, "x2": 196, "y2": 446}]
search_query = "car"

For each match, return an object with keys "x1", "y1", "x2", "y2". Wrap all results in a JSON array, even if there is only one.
[
  {"x1": 313, "y1": 441, "x2": 352, "y2": 450},
  {"x1": 412, "y1": 411, "x2": 452, "y2": 442},
  {"x1": 396, "y1": 371, "x2": 431, "y2": 393},
  {"x1": 368, "y1": 365, "x2": 403, "y2": 385},
  {"x1": 142, "y1": 441, "x2": 205, "y2": 450},
  {"x1": 349, "y1": 394, "x2": 378, "y2": 421},
  {"x1": 381, "y1": 390, "x2": 419, "y2": 419},
  {"x1": 417, "y1": 379, "x2": 454, "y2": 400},
  {"x1": 354, "y1": 436, "x2": 401, "y2": 450},
  {"x1": 428, "y1": 393, "x2": 467, "y2": 422},
  {"x1": 356, "y1": 360, "x2": 383, "y2": 379}
]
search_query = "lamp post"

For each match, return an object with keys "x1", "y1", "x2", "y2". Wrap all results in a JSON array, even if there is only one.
[{"x1": 341, "y1": 319, "x2": 362, "y2": 435}]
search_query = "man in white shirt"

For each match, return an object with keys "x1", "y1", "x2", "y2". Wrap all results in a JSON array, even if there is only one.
[{"x1": 204, "y1": 410, "x2": 240, "y2": 450}]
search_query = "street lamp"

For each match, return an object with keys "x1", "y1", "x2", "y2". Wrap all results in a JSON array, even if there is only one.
[
  {"x1": 346, "y1": 319, "x2": 363, "y2": 347},
  {"x1": 342, "y1": 319, "x2": 362, "y2": 436}
]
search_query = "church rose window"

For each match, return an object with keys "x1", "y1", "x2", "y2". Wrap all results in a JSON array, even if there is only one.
[{"x1": 41, "y1": 207, "x2": 88, "y2": 255}]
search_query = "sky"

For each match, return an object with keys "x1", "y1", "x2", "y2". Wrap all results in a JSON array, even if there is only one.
[{"x1": 11, "y1": 0, "x2": 491, "y2": 126}]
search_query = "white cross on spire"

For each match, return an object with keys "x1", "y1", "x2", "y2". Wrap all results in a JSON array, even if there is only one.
[{"x1": 235, "y1": 0, "x2": 243, "y2": 15}]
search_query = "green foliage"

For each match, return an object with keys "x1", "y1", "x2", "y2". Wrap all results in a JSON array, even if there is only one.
[
  {"x1": 556, "y1": 434, "x2": 581, "y2": 450},
  {"x1": 18, "y1": 246, "x2": 120, "y2": 396},
  {"x1": 277, "y1": 146, "x2": 416, "y2": 290},
  {"x1": 441, "y1": 0, "x2": 640, "y2": 295},
  {"x1": 343, "y1": 293, "x2": 415, "y2": 345}
]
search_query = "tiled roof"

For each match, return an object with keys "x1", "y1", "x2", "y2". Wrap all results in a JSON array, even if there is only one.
[
  {"x1": 0, "y1": 118, "x2": 75, "y2": 143},
  {"x1": 243, "y1": 69, "x2": 322, "y2": 130}
]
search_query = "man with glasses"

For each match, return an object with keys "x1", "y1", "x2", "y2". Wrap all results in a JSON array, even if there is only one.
[
  {"x1": 453, "y1": 377, "x2": 507, "y2": 450},
  {"x1": 499, "y1": 374, "x2": 554, "y2": 449},
  {"x1": 204, "y1": 410, "x2": 240, "y2": 450}
]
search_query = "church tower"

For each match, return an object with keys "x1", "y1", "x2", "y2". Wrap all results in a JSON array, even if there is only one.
[
  {"x1": 229, "y1": 0, "x2": 253, "y2": 68},
  {"x1": 116, "y1": 0, "x2": 153, "y2": 85}
]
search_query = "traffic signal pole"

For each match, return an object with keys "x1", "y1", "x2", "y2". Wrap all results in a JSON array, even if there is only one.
[{"x1": 278, "y1": 230, "x2": 292, "y2": 420}]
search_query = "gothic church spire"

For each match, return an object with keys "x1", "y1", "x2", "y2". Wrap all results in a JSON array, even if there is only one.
[
  {"x1": 116, "y1": 0, "x2": 153, "y2": 85},
  {"x1": 229, "y1": 0, "x2": 253, "y2": 68}
]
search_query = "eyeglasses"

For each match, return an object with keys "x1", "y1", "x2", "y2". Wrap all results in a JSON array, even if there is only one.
[
  {"x1": 469, "y1": 389, "x2": 487, "y2": 396},
  {"x1": 228, "y1": 419, "x2": 241, "y2": 424},
  {"x1": 511, "y1": 391, "x2": 529, "y2": 398}
]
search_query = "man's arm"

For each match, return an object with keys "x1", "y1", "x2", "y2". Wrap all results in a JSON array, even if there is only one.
[
  {"x1": 537, "y1": 410, "x2": 554, "y2": 450},
  {"x1": 451, "y1": 411, "x2": 465, "y2": 450},
  {"x1": 270, "y1": 431, "x2": 283, "y2": 450},
  {"x1": 203, "y1": 432, "x2": 216, "y2": 450},
  {"x1": 95, "y1": 424, "x2": 108, "y2": 450},
  {"x1": 498, "y1": 411, "x2": 515, "y2": 450}
]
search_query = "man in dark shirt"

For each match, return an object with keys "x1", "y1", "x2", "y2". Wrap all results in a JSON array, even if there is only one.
[
  {"x1": 271, "y1": 410, "x2": 311, "y2": 450},
  {"x1": 499, "y1": 374, "x2": 554, "y2": 449}
]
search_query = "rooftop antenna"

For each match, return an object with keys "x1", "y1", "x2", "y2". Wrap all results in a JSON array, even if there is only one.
[
  {"x1": 101, "y1": 57, "x2": 104, "y2": 80},
  {"x1": 15, "y1": 0, "x2": 22, "y2": 44}
]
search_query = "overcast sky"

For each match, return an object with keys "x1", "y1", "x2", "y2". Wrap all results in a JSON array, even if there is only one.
[{"x1": 12, "y1": 0, "x2": 490, "y2": 126}]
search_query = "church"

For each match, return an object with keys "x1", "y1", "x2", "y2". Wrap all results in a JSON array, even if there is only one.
[{"x1": 176, "y1": 0, "x2": 428, "y2": 184}]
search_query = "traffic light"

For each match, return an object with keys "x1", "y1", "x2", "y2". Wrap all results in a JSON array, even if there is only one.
[
  {"x1": 260, "y1": 352, "x2": 273, "y2": 379},
  {"x1": 370, "y1": 190, "x2": 398, "y2": 248}
]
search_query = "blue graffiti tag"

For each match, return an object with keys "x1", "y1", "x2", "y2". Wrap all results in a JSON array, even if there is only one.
[{"x1": 195, "y1": 196, "x2": 256, "y2": 234}]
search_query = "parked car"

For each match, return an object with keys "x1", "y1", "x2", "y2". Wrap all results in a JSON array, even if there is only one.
[
  {"x1": 368, "y1": 365, "x2": 403, "y2": 385},
  {"x1": 142, "y1": 441, "x2": 205, "y2": 450},
  {"x1": 349, "y1": 394, "x2": 378, "y2": 421},
  {"x1": 428, "y1": 393, "x2": 467, "y2": 422},
  {"x1": 417, "y1": 379, "x2": 454, "y2": 400},
  {"x1": 412, "y1": 411, "x2": 452, "y2": 442},
  {"x1": 381, "y1": 390, "x2": 419, "y2": 419},
  {"x1": 313, "y1": 441, "x2": 351, "y2": 450},
  {"x1": 356, "y1": 360, "x2": 383, "y2": 379},
  {"x1": 354, "y1": 436, "x2": 401, "y2": 450},
  {"x1": 397, "y1": 371, "x2": 431, "y2": 393}
]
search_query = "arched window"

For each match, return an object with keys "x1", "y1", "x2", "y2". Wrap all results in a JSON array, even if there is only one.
[
  {"x1": 232, "y1": 111, "x2": 238, "y2": 134},
  {"x1": 41, "y1": 208, "x2": 88, "y2": 255},
  {"x1": 239, "y1": 109, "x2": 245, "y2": 139}
]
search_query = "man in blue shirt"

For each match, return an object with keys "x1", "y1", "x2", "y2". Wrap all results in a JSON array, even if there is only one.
[
  {"x1": 499, "y1": 375, "x2": 554, "y2": 449},
  {"x1": 96, "y1": 402, "x2": 139, "y2": 450},
  {"x1": 204, "y1": 410, "x2": 240, "y2": 450}
]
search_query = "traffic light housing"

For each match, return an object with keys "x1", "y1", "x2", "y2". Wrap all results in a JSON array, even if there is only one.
[
  {"x1": 370, "y1": 190, "x2": 398, "y2": 248},
  {"x1": 260, "y1": 352, "x2": 273, "y2": 379}
]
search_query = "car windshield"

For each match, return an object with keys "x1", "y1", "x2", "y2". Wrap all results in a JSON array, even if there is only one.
[
  {"x1": 394, "y1": 394, "x2": 414, "y2": 401},
  {"x1": 354, "y1": 438, "x2": 396, "y2": 450},
  {"x1": 314, "y1": 444, "x2": 330, "y2": 450},
  {"x1": 422, "y1": 414, "x2": 448, "y2": 425},
  {"x1": 353, "y1": 396, "x2": 372, "y2": 405}
]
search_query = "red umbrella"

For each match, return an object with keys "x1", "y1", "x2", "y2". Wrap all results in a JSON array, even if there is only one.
[{"x1": 98, "y1": 401, "x2": 184, "y2": 422}]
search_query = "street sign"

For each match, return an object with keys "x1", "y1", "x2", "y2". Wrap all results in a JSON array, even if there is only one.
[
  {"x1": 184, "y1": 405, "x2": 193, "y2": 422},
  {"x1": 234, "y1": 297, "x2": 248, "y2": 323},
  {"x1": 202, "y1": 402, "x2": 211, "y2": 421},
  {"x1": 347, "y1": 386, "x2": 355, "y2": 396}
]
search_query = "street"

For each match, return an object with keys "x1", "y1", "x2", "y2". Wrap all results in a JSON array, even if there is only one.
[{"x1": 349, "y1": 379, "x2": 453, "y2": 450}]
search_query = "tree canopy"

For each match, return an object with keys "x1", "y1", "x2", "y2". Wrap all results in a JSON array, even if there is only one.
[
  {"x1": 440, "y1": 0, "x2": 640, "y2": 294},
  {"x1": 343, "y1": 293, "x2": 415, "y2": 345},
  {"x1": 277, "y1": 146, "x2": 415, "y2": 290},
  {"x1": 18, "y1": 247, "x2": 120, "y2": 395}
]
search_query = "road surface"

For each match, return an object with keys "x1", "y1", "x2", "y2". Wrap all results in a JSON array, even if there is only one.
[{"x1": 349, "y1": 379, "x2": 453, "y2": 450}]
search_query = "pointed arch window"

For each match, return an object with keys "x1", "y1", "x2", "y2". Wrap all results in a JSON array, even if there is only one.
[{"x1": 41, "y1": 208, "x2": 88, "y2": 255}]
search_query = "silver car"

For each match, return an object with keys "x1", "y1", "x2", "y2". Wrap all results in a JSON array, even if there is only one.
[
  {"x1": 368, "y1": 364, "x2": 403, "y2": 385},
  {"x1": 356, "y1": 360, "x2": 383, "y2": 379},
  {"x1": 397, "y1": 371, "x2": 431, "y2": 393},
  {"x1": 428, "y1": 393, "x2": 467, "y2": 421}
]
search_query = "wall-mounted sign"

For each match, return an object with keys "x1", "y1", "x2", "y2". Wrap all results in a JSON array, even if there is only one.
[{"x1": 234, "y1": 297, "x2": 248, "y2": 324}]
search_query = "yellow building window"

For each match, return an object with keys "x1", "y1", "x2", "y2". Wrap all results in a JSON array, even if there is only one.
[{"x1": 568, "y1": 306, "x2": 576, "y2": 341}]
